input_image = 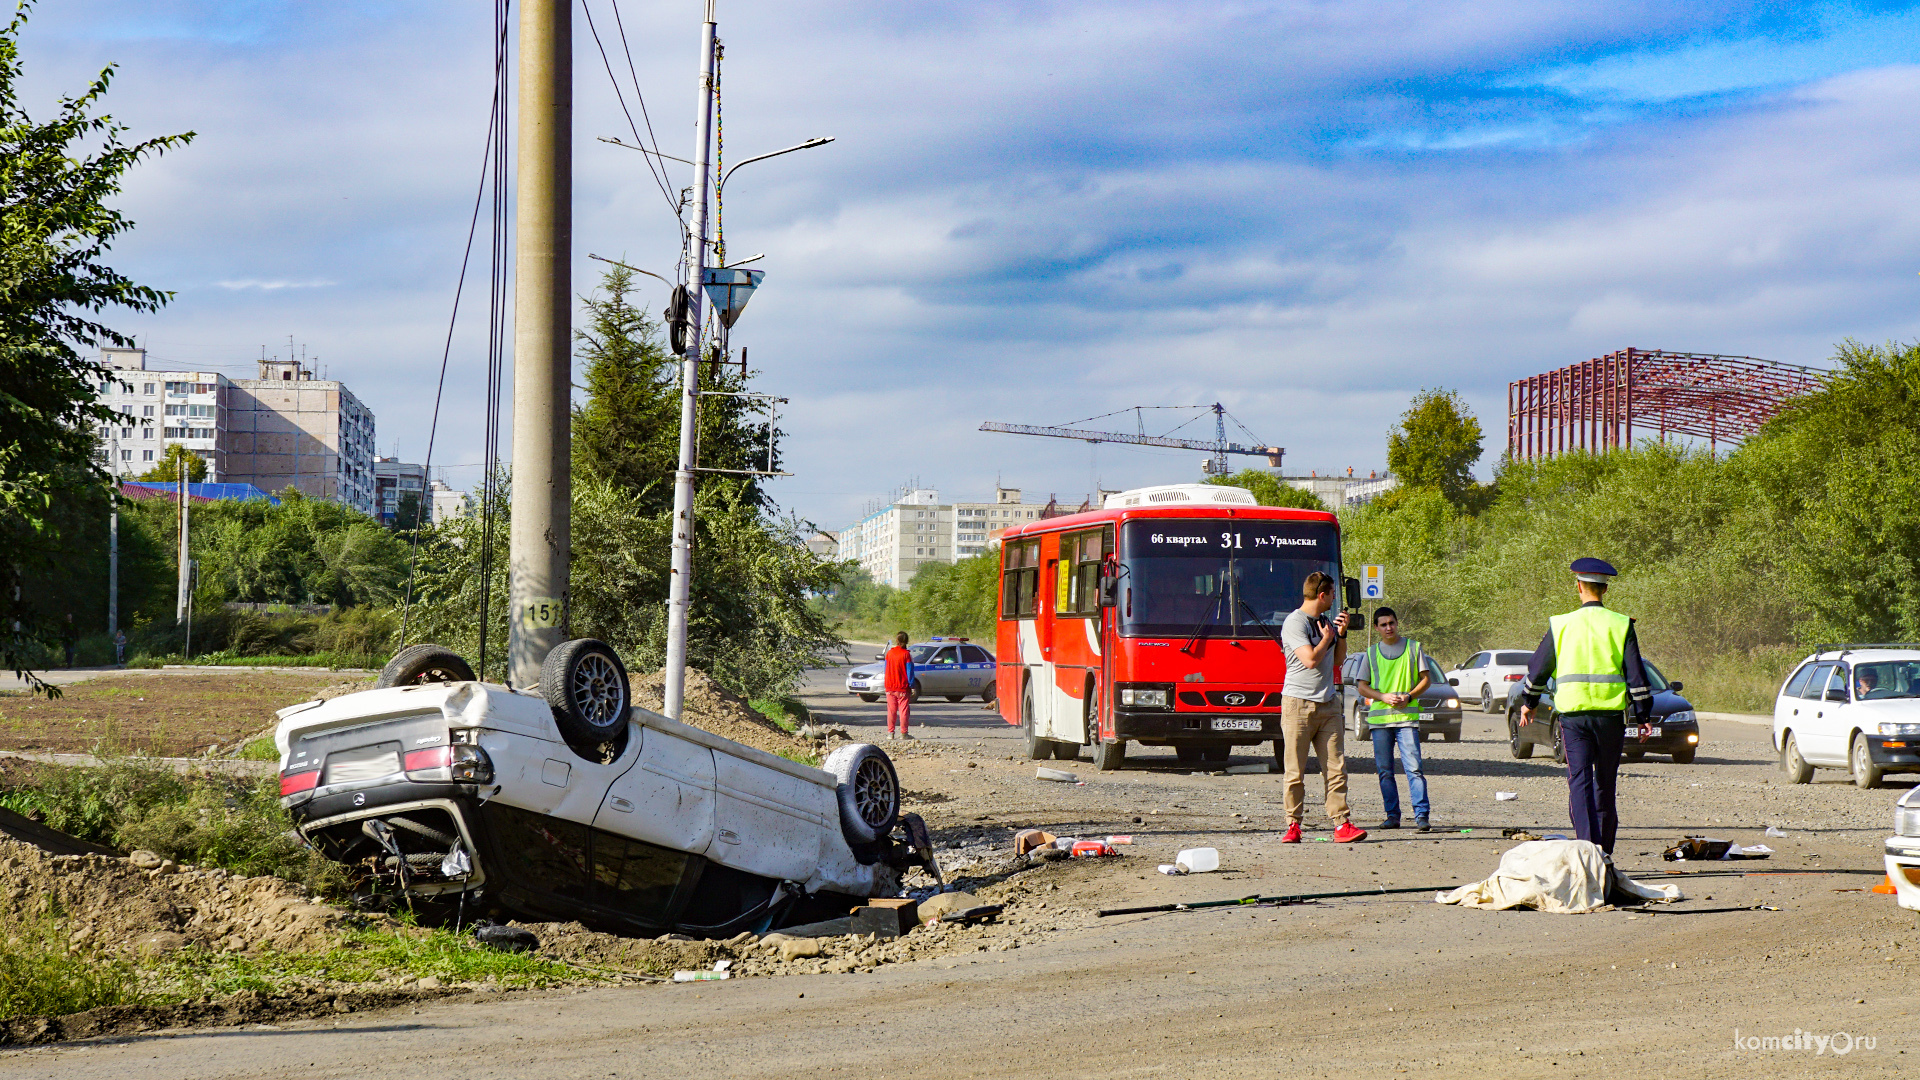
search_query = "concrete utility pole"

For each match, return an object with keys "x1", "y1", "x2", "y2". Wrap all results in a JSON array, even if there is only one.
[
  {"x1": 507, "y1": 0, "x2": 573, "y2": 688},
  {"x1": 107, "y1": 490, "x2": 118, "y2": 638},
  {"x1": 175, "y1": 471, "x2": 190, "y2": 622},
  {"x1": 663, "y1": 1, "x2": 719, "y2": 721}
]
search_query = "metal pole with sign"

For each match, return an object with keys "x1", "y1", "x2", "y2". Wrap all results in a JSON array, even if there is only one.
[{"x1": 1360, "y1": 565, "x2": 1384, "y2": 652}]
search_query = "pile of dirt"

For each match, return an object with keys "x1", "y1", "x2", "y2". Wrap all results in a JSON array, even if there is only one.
[
  {"x1": 524, "y1": 912, "x2": 1015, "y2": 979},
  {"x1": 628, "y1": 669, "x2": 821, "y2": 760},
  {"x1": 0, "y1": 839, "x2": 386, "y2": 956}
]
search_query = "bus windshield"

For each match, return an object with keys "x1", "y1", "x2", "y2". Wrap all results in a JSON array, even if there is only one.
[{"x1": 1117, "y1": 519, "x2": 1340, "y2": 639}]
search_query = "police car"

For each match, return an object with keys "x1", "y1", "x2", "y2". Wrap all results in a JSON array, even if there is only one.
[{"x1": 845, "y1": 637, "x2": 998, "y2": 704}]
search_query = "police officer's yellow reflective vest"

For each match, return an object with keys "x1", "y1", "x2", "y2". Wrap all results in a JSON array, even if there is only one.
[
  {"x1": 1365, "y1": 640, "x2": 1425, "y2": 724},
  {"x1": 1548, "y1": 605, "x2": 1631, "y2": 712}
]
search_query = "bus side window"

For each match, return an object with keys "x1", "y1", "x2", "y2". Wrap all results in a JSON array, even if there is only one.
[{"x1": 1001, "y1": 539, "x2": 1039, "y2": 619}]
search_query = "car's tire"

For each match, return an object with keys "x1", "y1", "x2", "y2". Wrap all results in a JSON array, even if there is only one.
[
  {"x1": 1671, "y1": 747, "x2": 1696, "y2": 764},
  {"x1": 980, "y1": 682, "x2": 997, "y2": 704},
  {"x1": 1549, "y1": 721, "x2": 1566, "y2": 764},
  {"x1": 1481, "y1": 684, "x2": 1495, "y2": 714},
  {"x1": 823, "y1": 744, "x2": 900, "y2": 863},
  {"x1": 539, "y1": 639, "x2": 630, "y2": 748},
  {"x1": 1508, "y1": 710, "x2": 1533, "y2": 759},
  {"x1": 377, "y1": 644, "x2": 475, "y2": 688},
  {"x1": 1781, "y1": 732, "x2": 1814, "y2": 784},
  {"x1": 1022, "y1": 680, "x2": 1050, "y2": 760},
  {"x1": 908, "y1": 682, "x2": 922, "y2": 704},
  {"x1": 945, "y1": 694, "x2": 965, "y2": 703},
  {"x1": 858, "y1": 693, "x2": 879, "y2": 703},
  {"x1": 1851, "y1": 732, "x2": 1884, "y2": 790},
  {"x1": 1443, "y1": 729, "x2": 1461, "y2": 743}
]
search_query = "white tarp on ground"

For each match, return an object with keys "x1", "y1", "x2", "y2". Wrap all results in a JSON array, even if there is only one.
[{"x1": 1435, "y1": 839, "x2": 1682, "y2": 913}]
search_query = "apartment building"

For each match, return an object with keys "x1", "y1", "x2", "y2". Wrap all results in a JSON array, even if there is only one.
[
  {"x1": 90, "y1": 349, "x2": 377, "y2": 515},
  {"x1": 375, "y1": 458, "x2": 427, "y2": 525},
  {"x1": 839, "y1": 487, "x2": 1044, "y2": 587},
  {"x1": 223, "y1": 357, "x2": 377, "y2": 514},
  {"x1": 428, "y1": 478, "x2": 469, "y2": 523},
  {"x1": 93, "y1": 347, "x2": 228, "y2": 479}
]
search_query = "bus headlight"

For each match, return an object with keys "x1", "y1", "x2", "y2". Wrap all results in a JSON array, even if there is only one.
[{"x1": 1118, "y1": 685, "x2": 1173, "y2": 710}]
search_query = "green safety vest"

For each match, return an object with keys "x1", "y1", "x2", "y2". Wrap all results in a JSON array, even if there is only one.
[
  {"x1": 1365, "y1": 639, "x2": 1425, "y2": 724},
  {"x1": 1548, "y1": 605, "x2": 1631, "y2": 712}
]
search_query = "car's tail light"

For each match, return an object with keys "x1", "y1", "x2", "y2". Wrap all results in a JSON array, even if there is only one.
[
  {"x1": 404, "y1": 744, "x2": 492, "y2": 784},
  {"x1": 1504, "y1": 673, "x2": 1523, "y2": 681},
  {"x1": 280, "y1": 768, "x2": 320, "y2": 797}
]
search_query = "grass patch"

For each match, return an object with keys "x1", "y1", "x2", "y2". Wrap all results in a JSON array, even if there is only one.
[
  {"x1": 137, "y1": 652, "x2": 375, "y2": 670},
  {"x1": 0, "y1": 758, "x2": 344, "y2": 895},
  {"x1": 750, "y1": 696, "x2": 810, "y2": 733},
  {"x1": 0, "y1": 919, "x2": 142, "y2": 1020},
  {"x1": 237, "y1": 737, "x2": 279, "y2": 761},
  {"x1": 152, "y1": 926, "x2": 582, "y2": 1000},
  {"x1": 775, "y1": 748, "x2": 822, "y2": 768}
]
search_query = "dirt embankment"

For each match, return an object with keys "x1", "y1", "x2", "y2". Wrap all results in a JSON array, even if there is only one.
[
  {"x1": 629, "y1": 669, "x2": 823, "y2": 759},
  {"x1": 0, "y1": 839, "x2": 378, "y2": 957}
]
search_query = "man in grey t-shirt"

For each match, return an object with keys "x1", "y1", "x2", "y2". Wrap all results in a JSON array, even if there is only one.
[{"x1": 1277, "y1": 572, "x2": 1366, "y2": 844}]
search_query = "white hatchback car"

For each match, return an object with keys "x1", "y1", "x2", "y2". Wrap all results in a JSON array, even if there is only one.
[
  {"x1": 275, "y1": 640, "x2": 936, "y2": 936},
  {"x1": 1447, "y1": 649, "x2": 1534, "y2": 714},
  {"x1": 1773, "y1": 647, "x2": 1920, "y2": 789}
]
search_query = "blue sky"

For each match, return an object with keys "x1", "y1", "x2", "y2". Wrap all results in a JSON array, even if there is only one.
[{"x1": 28, "y1": 1, "x2": 1920, "y2": 528}]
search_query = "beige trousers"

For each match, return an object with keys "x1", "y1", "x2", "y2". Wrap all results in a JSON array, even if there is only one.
[{"x1": 1281, "y1": 695, "x2": 1349, "y2": 824}]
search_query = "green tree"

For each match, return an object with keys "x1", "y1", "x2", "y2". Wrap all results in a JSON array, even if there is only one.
[
  {"x1": 572, "y1": 265, "x2": 678, "y2": 511},
  {"x1": 1386, "y1": 388, "x2": 1483, "y2": 505},
  {"x1": 0, "y1": 2, "x2": 193, "y2": 691},
  {"x1": 136, "y1": 444, "x2": 206, "y2": 483},
  {"x1": 1205, "y1": 468, "x2": 1328, "y2": 511}
]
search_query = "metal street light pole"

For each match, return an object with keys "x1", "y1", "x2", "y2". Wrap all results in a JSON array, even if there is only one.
[
  {"x1": 663, "y1": 1, "x2": 719, "y2": 721},
  {"x1": 507, "y1": 0, "x2": 573, "y2": 689}
]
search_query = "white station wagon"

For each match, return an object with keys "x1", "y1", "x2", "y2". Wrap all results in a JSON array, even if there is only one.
[
  {"x1": 1446, "y1": 649, "x2": 1534, "y2": 714},
  {"x1": 1773, "y1": 646, "x2": 1920, "y2": 789},
  {"x1": 275, "y1": 640, "x2": 935, "y2": 936}
]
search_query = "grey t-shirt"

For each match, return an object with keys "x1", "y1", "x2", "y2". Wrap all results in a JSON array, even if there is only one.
[
  {"x1": 1280, "y1": 609, "x2": 1336, "y2": 702},
  {"x1": 1354, "y1": 639, "x2": 1422, "y2": 729}
]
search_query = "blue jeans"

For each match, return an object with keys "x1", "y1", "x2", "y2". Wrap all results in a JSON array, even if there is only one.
[{"x1": 1370, "y1": 725, "x2": 1429, "y2": 821}]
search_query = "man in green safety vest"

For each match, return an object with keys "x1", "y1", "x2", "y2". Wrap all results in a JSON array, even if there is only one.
[
  {"x1": 1520, "y1": 557, "x2": 1653, "y2": 856},
  {"x1": 1353, "y1": 607, "x2": 1433, "y2": 831}
]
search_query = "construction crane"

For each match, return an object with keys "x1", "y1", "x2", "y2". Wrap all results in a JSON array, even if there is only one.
[{"x1": 980, "y1": 404, "x2": 1282, "y2": 476}]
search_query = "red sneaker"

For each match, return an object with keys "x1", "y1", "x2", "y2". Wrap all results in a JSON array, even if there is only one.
[
  {"x1": 1333, "y1": 821, "x2": 1368, "y2": 844},
  {"x1": 1281, "y1": 821, "x2": 1302, "y2": 844}
]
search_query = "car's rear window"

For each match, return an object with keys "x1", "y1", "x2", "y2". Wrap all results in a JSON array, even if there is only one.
[
  {"x1": 1782, "y1": 663, "x2": 1818, "y2": 699},
  {"x1": 1496, "y1": 651, "x2": 1531, "y2": 666}
]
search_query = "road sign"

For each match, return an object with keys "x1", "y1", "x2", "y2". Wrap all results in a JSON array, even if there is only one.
[{"x1": 1361, "y1": 565, "x2": 1385, "y2": 600}]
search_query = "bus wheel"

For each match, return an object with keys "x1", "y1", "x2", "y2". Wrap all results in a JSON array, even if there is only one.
[
  {"x1": 1023, "y1": 680, "x2": 1050, "y2": 760},
  {"x1": 1093, "y1": 739, "x2": 1126, "y2": 771}
]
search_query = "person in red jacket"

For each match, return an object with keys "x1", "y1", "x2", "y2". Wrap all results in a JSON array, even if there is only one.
[{"x1": 884, "y1": 631, "x2": 917, "y2": 740}]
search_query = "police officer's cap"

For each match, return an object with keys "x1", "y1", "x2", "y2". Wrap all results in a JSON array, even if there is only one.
[{"x1": 1570, "y1": 557, "x2": 1617, "y2": 583}]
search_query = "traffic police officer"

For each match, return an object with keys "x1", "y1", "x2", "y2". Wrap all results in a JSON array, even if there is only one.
[{"x1": 1520, "y1": 558, "x2": 1653, "y2": 856}]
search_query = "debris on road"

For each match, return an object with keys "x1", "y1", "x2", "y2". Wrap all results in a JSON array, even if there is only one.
[
  {"x1": 1035, "y1": 767, "x2": 1079, "y2": 783},
  {"x1": 1100, "y1": 883, "x2": 1440, "y2": 917},
  {"x1": 1766, "y1": 826, "x2": 1790, "y2": 838},
  {"x1": 1495, "y1": 791, "x2": 1519, "y2": 801},
  {"x1": 1664, "y1": 837, "x2": 1771, "y2": 861},
  {"x1": 1224, "y1": 763, "x2": 1275, "y2": 775},
  {"x1": 1070, "y1": 840, "x2": 1118, "y2": 858},
  {"x1": 850, "y1": 898, "x2": 919, "y2": 938},
  {"x1": 917, "y1": 890, "x2": 979, "y2": 923},
  {"x1": 1013, "y1": 829, "x2": 1056, "y2": 855},
  {"x1": 1176, "y1": 848, "x2": 1219, "y2": 873},
  {"x1": 474, "y1": 923, "x2": 540, "y2": 952},
  {"x1": 1501, "y1": 828, "x2": 1542, "y2": 841}
]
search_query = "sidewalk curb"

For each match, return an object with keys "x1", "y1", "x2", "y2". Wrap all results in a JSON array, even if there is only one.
[{"x1": 1697, "y1": 710, "x2": 1770, "y2": 727}]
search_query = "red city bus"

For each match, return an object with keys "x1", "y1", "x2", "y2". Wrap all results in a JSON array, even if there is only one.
[{"x1": 993, "y1": 484, "x2": 1352, "y2": 771}]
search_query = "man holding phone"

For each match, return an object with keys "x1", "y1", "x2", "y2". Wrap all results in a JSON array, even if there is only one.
[{"x1": 1278, "y1": 571, "x2": 1367, "y2": 844}]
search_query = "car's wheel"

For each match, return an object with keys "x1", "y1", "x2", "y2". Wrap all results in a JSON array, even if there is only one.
[
  {"x1": 823, "y1": 744, "x2": 900, "y2": 864},
  {"x1": 1851, "y1": 732, "x2": 1884, "y2": 790},
  {"x1": 1443, "y1": 729, "x2": 1461, "y2": 743},
  {"x1": 539, "y1": 639, "x2": 630, "y2": 748},
  {"x1": 858, "y1": 693, "x2": 879, "y2": 703},
  {"x1": 1549, "y1": 721, "x2": 1566, "y2": 765},
  {"x1": 377, "y1": 643, "x2": 475, "y2": 688},
  {"x1": 1507, "y1": 710, "x2": 1533, "y2": 759},
  {"x1": 1671, "y1": 747, "x2": 1696, "y2": 764},
  {"x1": 1780, "y1": 732, "x2": 1813, "y2": 784},
  {"x1": 980, "y1": 682, "x2": 997, "y2": 704},
  {"x1": 1023, "y1": 680, "x2": 1050, "y2": 760},
  {"x1": 945, "y1": 694, "x2": 965, "y2": 703},
  {"x1": 908, "y1": 682, "x2": 922, "y2": 704},
  {"x1": 1481, "y1": 684, "x2": 1495, "y2": 714}
]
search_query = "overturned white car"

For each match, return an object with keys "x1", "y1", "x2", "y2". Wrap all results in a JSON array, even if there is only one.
[{"x1": 275, "y1": 640, "x2": 934, "y2": 937}]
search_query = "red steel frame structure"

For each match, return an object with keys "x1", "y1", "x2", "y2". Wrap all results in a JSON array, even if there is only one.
[{"x1": 1507, "y1": 348, "x2": 1825, "y2": 459}]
